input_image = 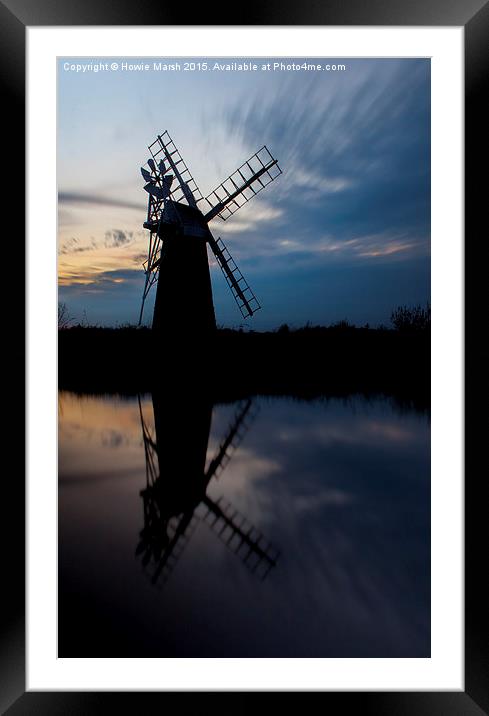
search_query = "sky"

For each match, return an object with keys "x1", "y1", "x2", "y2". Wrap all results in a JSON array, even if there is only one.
[{"x1": 57, "y1": 57, "x2": 430, "y2": 329}]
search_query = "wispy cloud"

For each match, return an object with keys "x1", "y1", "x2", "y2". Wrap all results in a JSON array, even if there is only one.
[
  {"x1": 293, "y1": 168, "x2": 353, "y2": 197},
  {"x1": 216, "y1": 229, "x2": 427, "y2": 270},
  {"x1": 59, "y1": 191, "x2": 145, "y2": 212},
  {"x1": 222, "y1": 59, "x2": 430, "y2": 255},
  {"x1": 58, "y1": 229, "x2": 147, "y2": 285},
  {"x1": 58, "y1": 267, "x2": 142, "y2": 288},
  {"x1": 218, "y1": 201, "x2": 284, "y2": 234},
  {"x1": 294, "y1": 488, "x2": 354, "y2": 512}
]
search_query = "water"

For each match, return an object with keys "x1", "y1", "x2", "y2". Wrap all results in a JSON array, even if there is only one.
[{"x1": 58, "y1": 391, "x2": 430, "y2": 657}]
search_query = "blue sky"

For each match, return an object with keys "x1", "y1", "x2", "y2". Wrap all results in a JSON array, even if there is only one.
[{"x1": 57, "y1": 57, "x2": 430, "y2": 329}]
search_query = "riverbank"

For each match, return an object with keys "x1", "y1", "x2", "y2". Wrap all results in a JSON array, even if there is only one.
[{"x1": 58, "y1": 325, "x2": 430, "y2": 411}]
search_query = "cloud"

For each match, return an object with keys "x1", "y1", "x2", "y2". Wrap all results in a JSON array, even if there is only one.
[
  {"x1": 294, "y1": 488, "x2": 354, "y2": 512},
  {"x1": 58, "y1": 230, "x2": 148, "y2": 286},
  {"x1": 215, "y1": 227, "x2": 427, "y2": 272},
  {"x1": 59, "y1": 267, "x2": 143, "y2": 289},
  {"x1": 222, "y1": 59, "x2": 430, "y2": 256},
  {"x1": 308, "y1": 232, "x2": 426, "y2": 261},
  {"x1": 58, "y1": 208, "x2": 82, "y2": 228},
  {"x1": 104, "y1": 229, "x2": 135, "y2": 248},
  {"x1": 59, "y1": 191, "x2": 145, "y2": 212},
  {"x1": 217, "y1": 201, "x2": 284, "y2": 234},
  {"x1": 60, "y1": 229, "x2": 144, "y2": 256},
  {"x1": 58, "y1": 237, "x2": 98, "y2": 255},
  {"x1": 292, "y1": 168, "x2": 353, "y2": 197}
]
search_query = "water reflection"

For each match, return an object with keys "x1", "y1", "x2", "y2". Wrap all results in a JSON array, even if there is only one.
[
  {"x1": 58, "y1": 391, "x2": 430, "y2": 657},
  {"x1": 137, "y1": 393, "x2": 279, "y2": 586}
]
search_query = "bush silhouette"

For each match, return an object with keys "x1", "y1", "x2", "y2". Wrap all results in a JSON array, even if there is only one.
[{"x1": 390, "y1": 303, "x2": 431, "y2": 332}]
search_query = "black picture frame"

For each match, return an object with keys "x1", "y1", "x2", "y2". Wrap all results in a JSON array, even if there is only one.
[{"x1": 3, "y1": 1, "x2": 486, "y2": 713}]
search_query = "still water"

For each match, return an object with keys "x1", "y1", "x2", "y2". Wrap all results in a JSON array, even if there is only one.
[{"x1": 58, "y1": 391, "x2": 430, "y2": 657}]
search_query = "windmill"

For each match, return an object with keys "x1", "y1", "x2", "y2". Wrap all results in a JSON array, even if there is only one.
[
  {"x1": 136, "y1": 392, "x2": 280, "y2": 587},
  {"x1": 138, "y1": 131, "x2": 282, "y2": 333}
]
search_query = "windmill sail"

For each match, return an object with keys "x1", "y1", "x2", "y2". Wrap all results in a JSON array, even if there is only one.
[
  {"x1": 201, "y1": 496, "x2": 280, "y2": 581},
  {"x1": 148, "y1": 130, "x2": 203, "y2": 208},
  {"x1": 203, "y1": 146, "x2": 282, "y2": 222},
  {"x1": 146, "y1": 511, "x2": 199, "y2": 587},
  {"x1": 205, "y1": 398, "x2": 257, "y2": 480},
  {"x1": 208, "y1": 235, "x2": 260, "y2": 318}
]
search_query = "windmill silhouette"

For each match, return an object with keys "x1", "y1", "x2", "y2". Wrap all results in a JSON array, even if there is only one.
[
  {"x1": 136, "y1": 392, "x2": 280, "y2": 587},
  {"x1": 138, "y1": 131, "x2": 282, "y2": 332}
]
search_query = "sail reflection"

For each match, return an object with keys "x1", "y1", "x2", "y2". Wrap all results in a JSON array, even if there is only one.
[{"x1": 137, "y1": 390, "x2": 280, "y2": 587}]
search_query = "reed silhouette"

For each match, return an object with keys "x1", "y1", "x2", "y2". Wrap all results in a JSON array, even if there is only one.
[{"x1": 390, "y1": 303, "x2": 431, "y2": 332}]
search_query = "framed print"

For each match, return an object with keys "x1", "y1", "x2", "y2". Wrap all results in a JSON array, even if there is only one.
[{"x1": 2, "y1": 0, "x2": 486, "y2": 713}]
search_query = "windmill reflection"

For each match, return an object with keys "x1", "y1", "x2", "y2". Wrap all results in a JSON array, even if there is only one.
[{"x1": 137, "y1": 391, "x2": 280, "y2": 587}]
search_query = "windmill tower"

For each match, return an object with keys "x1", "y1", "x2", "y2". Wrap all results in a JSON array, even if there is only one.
[
  {"x1": 137, "y1": 392, "x2": 280, "y2": 587},
  {"x1": 138, "y1": 131, "x2": 282, "y2": 335}
]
